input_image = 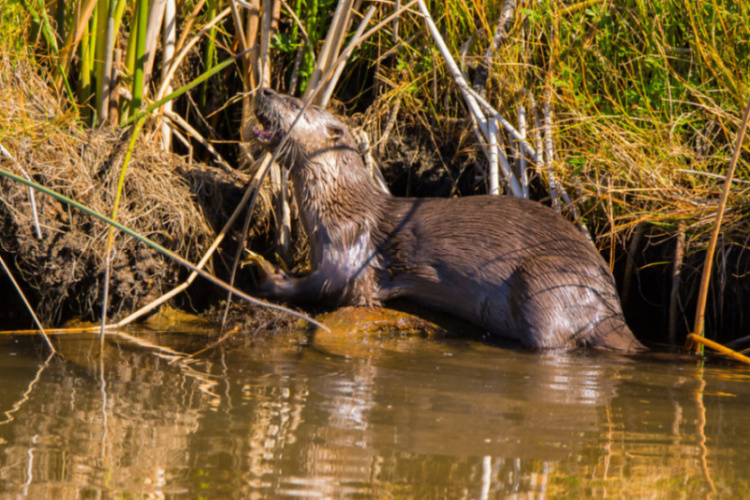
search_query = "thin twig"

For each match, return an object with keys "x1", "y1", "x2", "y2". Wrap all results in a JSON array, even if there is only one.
[
  {"x1": 0, "y1": 253, "x2": 55, "y2": 354},
  {"x1": 377, "y1": 97, "x2": 401, "y2": 155},
  {"x1": 162, "y1": 110, "x2": 240, "y2": 178},
  {"x1": 690, "y1": 94, "x2": 750, "y2": 344},
  {"x1": 184, "y1": 325, "x2": 241, "y2": 359},
  {"x1": 355, "y1": 129, "x2": 390, "y2": 194},
  {"x1": 676, "y1": 168, "x2": 750, "y2": 185},
  {"x1": 393, "y1": 0, "x2": 401, "y2": 43},
  {"x1": 416, "y1": 0, "x2": 523, "y2": 196},
  {"x1": 0, "y1": 144, "x2": 42, "y2": 240},
  {"x1": 669, "y1": 221, "x2": 686, "y2": 347},
  {"x1": 319, "y1": 6, "x2": 377, "y2": 107}
]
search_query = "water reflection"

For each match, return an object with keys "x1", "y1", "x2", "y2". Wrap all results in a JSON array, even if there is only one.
[{"x1": 1, "y1": 330, "x2": 749, "y2": 497}]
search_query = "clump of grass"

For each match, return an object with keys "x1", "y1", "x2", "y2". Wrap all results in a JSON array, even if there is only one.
[
  {"x1": 0, "y1": 54, "x2": 217, "y2": 324},
  {"x1": 367, "y1": 0, "x2": 750, "y2": 252}
]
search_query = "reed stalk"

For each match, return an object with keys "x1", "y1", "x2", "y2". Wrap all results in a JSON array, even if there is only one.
[
  {"x1": 488, "y1": 117, "x2": 499, "y2": 195},
  {"x1": 143, "y1": 0, "x2": 167, "y2": 90},
  {"x1": 319, "y1": 6, "x2": 376, "y2": 107},
  {"x1": 93, "y1": 0, "x2": 109, "y2": 120},
  {"x1": 130, "y1": 0, "x2": 149, "y2": 115},
  {"x1": 97, "y1": 0, "x2": 118, "y2": 126},
  {"x1": 200, "y1": 0, "x2": 219, "y2": 111},
  {"x1": 56, "y1": 0, "x2": 98, "y2": 89},
  {"x1": 304, "y1": 0, "x2": 353, "y2": 102},
  {"x1": 160, "y1": 0, "x2": 176, "y2": 149},
  {"x1": 78, "y1": 19, "x2": 93, "y2": 123}
]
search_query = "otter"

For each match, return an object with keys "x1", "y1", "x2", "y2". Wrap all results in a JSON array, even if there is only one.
[{"x1": 250, "y1": 87, "x2": 644, "y2": 351}]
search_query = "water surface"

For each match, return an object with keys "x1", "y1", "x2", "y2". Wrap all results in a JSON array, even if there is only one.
[{"x1": 1, "y1": 324, "x2": 748, "y2": 498}]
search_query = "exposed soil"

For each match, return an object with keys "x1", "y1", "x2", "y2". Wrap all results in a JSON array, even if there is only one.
[{"x1": 0, "y1": 57, "x2": 256, "y2": 326}]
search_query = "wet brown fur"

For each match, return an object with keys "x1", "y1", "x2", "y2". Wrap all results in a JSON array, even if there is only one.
[{"x1": 251, "y1": 88, "x2": 645, "y2": 351}]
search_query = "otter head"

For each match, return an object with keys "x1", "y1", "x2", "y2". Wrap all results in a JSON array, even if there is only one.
[{"x1": 252, "y1": 88, "x2": 357, "y2": 169}]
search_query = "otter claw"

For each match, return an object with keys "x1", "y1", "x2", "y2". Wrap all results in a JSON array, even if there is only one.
[{"x1": 241, "y1": 250, "x2": 279, "y2": 279}]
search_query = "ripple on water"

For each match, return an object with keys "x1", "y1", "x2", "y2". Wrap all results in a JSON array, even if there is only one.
[{"x1": 1, "y1": 331, "x2": 749, "y2": 497}]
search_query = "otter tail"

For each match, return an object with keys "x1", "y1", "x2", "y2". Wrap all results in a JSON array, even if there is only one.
[{"x1": 586, "y1": 316, "x2": 646, "y2": 352}]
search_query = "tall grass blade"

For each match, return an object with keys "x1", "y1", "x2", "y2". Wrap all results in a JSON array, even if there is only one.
[{"x1": 93, "y1": 0, "x2": 110, "y2": 120}]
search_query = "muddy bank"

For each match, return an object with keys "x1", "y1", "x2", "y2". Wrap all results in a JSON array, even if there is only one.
[{"x1": 0, "y1": 58, "x2": 258, "y2": 326}]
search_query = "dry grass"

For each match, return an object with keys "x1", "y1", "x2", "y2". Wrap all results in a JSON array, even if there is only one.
[
  {"x1": 0, "y1": 54, "x2": 219, "y2": 324},
  {"x1": 358, "y1": 1, "x2": 750, "y2": 257}
]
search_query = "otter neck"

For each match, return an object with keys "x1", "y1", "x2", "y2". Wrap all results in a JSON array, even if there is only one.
[{"x1": 289, "y1": 149, "x2": 388, "y2": 258}]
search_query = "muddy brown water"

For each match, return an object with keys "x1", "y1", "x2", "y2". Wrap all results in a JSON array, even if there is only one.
[{"x1": 1, "y1": 312, "x2": 749, "y2": 498}]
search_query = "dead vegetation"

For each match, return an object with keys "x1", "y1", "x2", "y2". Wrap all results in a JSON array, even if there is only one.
[{"x1": 0, "y1": 55, "x2": 228, "y2": 324}]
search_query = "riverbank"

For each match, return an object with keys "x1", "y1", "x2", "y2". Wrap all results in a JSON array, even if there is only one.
[{"x1": 1, "y1": 1, "x2": 748, "y2": 348}]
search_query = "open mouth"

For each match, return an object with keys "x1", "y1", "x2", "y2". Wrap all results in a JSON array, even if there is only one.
[{"x1": 253, "y1": 109, "x2": 283, "y2": 144}]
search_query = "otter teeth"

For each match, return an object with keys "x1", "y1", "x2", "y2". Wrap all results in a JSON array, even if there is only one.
[{"x1": 253, "y1": 114, "x2": 280, "y2": 142}]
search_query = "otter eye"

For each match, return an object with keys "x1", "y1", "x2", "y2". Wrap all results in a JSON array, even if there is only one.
[
  {"x1": 326, "y1": 123, "x2": 345, "y2": 141},
  {"x1": 287, "y1": 98, "x2": 302, "y2": 111}
]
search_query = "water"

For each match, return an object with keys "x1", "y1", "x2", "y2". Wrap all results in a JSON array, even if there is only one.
[{"x1": 1, "y1": 324, "x2": 749, "y2": 498}]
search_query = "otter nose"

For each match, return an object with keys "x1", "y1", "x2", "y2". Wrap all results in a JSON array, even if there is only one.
[{"x1": 261, "y1": 87, "x2": 275, "y2": 97}]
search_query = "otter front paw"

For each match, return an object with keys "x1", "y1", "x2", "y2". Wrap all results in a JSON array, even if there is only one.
[{"x1": 241, "y1": 250, "x2": 289, "y2": 298}]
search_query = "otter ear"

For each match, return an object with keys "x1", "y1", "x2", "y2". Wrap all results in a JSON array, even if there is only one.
[{"x1": 326, "y1": 123, "x2": 345, "y2": 142}]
